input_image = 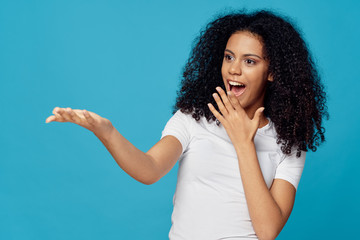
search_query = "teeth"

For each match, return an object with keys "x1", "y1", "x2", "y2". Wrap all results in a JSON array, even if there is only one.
[{"x1": 229, "y1": 81, "x2": 245, "y2": 87}]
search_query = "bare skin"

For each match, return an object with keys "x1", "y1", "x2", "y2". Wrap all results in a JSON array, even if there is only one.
[
  {"x1": 208, "y1": 88, "x2": 295, "y2": 240},
  {"x1": 46, "y1": 107, "x2": 182, "y2": 185},
  {"x1": 206, "y1": 31, "x2": 297, "y2": 240},
  {"x1": 46, "y1": 100, "x2": 294, "y2": 240},
  {"x1": 45, "y1": 31, "x2": 298, "y2": 240}
]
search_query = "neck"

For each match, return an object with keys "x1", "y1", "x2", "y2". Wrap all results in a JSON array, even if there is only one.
[{"x1": 258, "y1": 114, "x2": 269, "y2": 128}]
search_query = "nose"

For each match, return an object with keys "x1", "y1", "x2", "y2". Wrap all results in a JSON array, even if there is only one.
[{"x1": 229, "y1": 61, "x2": 241, "y2": 75}]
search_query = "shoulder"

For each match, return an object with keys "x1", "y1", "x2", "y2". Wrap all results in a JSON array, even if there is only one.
[
  {"x1": 161, "y1": 110, "x2": 197, "y2": 154},
  {"x1": 171, "y1": 110, "x2": 195, "y2": 122},
  {"x1": 170, "y1": 110, "x2": 217, "y2": 130}
]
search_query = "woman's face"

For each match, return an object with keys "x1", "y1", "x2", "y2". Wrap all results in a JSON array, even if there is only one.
[{"x1": 221, "y1": 31, "x2": 273, "y2": 116}]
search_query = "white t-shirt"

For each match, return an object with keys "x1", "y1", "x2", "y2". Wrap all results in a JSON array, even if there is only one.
[{"x1": 161, "y1": 110, "x2": 306, "y2": 240}]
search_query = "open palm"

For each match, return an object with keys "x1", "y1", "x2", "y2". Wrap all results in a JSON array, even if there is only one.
[{"x1": 45, "y1": 107, "x2": 114, "y2": 137}]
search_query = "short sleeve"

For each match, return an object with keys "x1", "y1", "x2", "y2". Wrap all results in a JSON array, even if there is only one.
[
  {"x1": 161, "y1": 110, "x2": 192, "y2": 155},
  {"x1": 274, "y1": 151, "x2": 306, "y2": 190}
]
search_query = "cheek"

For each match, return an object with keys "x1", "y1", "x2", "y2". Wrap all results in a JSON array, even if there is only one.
[{"x1": 248, "y1": 69, "x2": 268, "y2": 85}]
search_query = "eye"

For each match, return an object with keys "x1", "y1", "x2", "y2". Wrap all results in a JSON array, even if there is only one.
[
  {"x1": 244, "y1": 59, "x2": 256, "y2": 65},
  {"x1": 224, "y1": 54, "x2": 234, "y2": 61}
]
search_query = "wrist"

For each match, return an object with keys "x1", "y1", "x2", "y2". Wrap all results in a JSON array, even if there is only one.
[
  {"x1": 94, "y1": 122, "x2": 115, "y2": 143},
  {"x1": 234, "y1": 140, "x2": 255, "y2": 154}
]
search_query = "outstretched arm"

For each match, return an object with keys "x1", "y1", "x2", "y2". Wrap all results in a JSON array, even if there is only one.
[
  {"x1": 46, "y1": 107, "x2": 182, "y2": 185},
  {"x1": 208, "y1": 88, "x2": 296, "y2": 240}
]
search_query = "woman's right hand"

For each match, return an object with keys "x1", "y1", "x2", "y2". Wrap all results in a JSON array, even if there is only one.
[{"x1": 45, "y1": 107, "x2": 114, "y2": 139}]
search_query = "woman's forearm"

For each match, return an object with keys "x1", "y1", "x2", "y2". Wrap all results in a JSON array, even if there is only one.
[
  {"x1": 235, "y1": 142, "x2": 284, "y2": 240},
  {"x1": 45, "y1": 107, "x2": 175, "y2": 185},
  {"x1": 207, "y1": 88, "x2": 294, "y2": 239},
  {"x1": 95, "y1": 125, "x2": 160, "y2": 185}
]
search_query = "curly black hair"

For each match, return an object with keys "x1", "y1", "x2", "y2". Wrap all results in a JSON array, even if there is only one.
[{"x1": 174, "y1": 10, "x2": 328, "y2": 157}]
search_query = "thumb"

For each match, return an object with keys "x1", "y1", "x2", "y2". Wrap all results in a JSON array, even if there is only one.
[{"x1": 253, "y1": 107, "x2": 265, "y2": 125}]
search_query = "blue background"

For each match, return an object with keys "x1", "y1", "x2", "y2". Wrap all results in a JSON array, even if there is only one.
[{"x1": 1, "y1": 0, "x2": 359, "y2": 239}]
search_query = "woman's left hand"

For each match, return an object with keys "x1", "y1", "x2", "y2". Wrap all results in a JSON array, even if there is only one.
[{"x1": 207, "y1": 87, "x2": 264, "y2": 144}]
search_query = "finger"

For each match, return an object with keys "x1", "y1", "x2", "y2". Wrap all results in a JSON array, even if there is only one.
[
  {"x1": 253, "y1": 107, "x2": 265, "y2": 126},
  {"x1": 66, "y1": 108, "x2": 82, "y2": 124},
  {"x1": 208, "y1": 103, "x2": 226, "y2": 124},
  {"x1": 45, "y1": 115, "x2": 56, "y2": 123},
  {"x1": 52, "y1": 107, "x2": 60, "y2": 115},
  {"x1": 83, "y1": 109, "x2": 95, "y2": 125},
  {"x1": 56, "y1": 108, "x2": 73, "y2": 122},
  {"x1": 213, "y1": 93, "x2": 229, "y2": 116},
  {"x1": 216, "y1": 87, "x2": 234, "y2": 112},
  {"x1": 52, "y1": 107, "x2": 66, "y2": 122},
  {"x1": 227, "y1": 91, "x2": 246, "y2": 113}
]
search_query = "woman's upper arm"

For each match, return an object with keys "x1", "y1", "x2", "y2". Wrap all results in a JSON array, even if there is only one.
[
  {"x1": 270, "y1": 150, "x2": 305, "y2": 226},
  {"x1": 145, "y1": 135, "x2": 183, "y2": 182},
  {"x1": 270, "y1": 179, "x2": 297, "y2": 225}
]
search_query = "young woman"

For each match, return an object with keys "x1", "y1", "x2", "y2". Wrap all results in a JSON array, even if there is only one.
[{"x1": 46, "y1": 10, "x2": 327, "y2": 240}]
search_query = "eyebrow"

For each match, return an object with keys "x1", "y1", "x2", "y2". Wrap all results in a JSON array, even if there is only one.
[{"x1": 224, "y1": 49, "x2": 263, "y2": 60}]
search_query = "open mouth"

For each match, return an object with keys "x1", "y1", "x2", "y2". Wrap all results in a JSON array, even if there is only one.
[{"x1": 228, "y1": 80, "x2": 246, "y2": 97}]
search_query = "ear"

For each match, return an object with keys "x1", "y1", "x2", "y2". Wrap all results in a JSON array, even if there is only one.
[{"x1": 267, "y1": 73, "x2": 274, "y2": 82}]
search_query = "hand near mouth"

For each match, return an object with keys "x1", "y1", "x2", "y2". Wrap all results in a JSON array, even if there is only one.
[{"x1": 207, "y1": 86, "x2": 264, "y2": 144}]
